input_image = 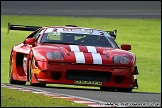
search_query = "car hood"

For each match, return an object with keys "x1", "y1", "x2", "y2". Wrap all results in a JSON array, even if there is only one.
[{"x1": 33, "y1": 44, "x2": 135, "y2": 65}]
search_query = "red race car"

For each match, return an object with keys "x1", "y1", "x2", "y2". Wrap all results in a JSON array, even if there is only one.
[{"x1": 8, "y1": 22, "x2": 139, "y2": 92}]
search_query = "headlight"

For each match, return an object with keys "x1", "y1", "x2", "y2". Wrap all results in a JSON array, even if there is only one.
[
  {"x1": 113, "y1": 56, "x2": 120, "y2": 63},
  {"x1": 113, "y1": 56, "x2": 129, "y2": 64},
  {"x1": 46, "y1": 52, "x2": 64, "y2": 60},
  {"x1": 120, "y1": 56, "x2": 129, "y2": 64}
]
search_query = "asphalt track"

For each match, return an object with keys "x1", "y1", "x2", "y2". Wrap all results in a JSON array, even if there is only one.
[
  {"x1": 1, "y1": 1, "x2": 161, "y2": 18},
  {"x1": 2, "y1": 83, "x2": 161, "y2": 107},
  {"x1": 1, "y1": 1, "x2": 161, "y2": 107}
]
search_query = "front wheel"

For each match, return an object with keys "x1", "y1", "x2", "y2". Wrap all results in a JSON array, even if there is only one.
[
  {"x1": 117, "y1": 88, "x2": 133, "y2": 92},
  {"x1": 9, "y1": 55, "x2": 26, "y2": 85},
  {"x1": 28, "y1": 56, "x2": 46, "y2": 87},
  {"x1": 100, "y1": 87, "x2": 116, "y2": 92}
]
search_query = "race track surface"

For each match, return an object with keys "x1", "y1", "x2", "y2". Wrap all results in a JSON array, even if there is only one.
[{"x1": 2, "y1": 83, "x2": 161, "y2": 107}]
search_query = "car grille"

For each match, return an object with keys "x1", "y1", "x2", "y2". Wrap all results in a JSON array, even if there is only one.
[{"x1": 66, "y1": 70, "x2": 111, "y2": 82}]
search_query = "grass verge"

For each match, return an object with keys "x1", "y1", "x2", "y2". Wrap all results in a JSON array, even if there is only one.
[{"x1": 1, "y1": 87, "x2": 88, "y2": 107}]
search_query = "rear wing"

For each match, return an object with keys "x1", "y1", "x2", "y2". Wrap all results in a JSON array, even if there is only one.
[
  {"x1": 107, "y1": 30, "x2": 117, "y2": 40},
  {"x1": 7, "y1": 22, "x2": 42, "y2": 34},
  {"x1": 7, "y1": 22, "x2": 117, "y2": 40}
]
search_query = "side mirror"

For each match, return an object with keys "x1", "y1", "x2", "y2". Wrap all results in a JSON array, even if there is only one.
[
  {"x1": 24, "y1": 38, "x2": 36, "y2": 45},
  {"x1": 121, "y1": 44, "x2": 131, "y2": 51}
]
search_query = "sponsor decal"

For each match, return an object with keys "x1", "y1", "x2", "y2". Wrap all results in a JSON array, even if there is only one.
[
  {"x1": 75, "y1": 80, "x2": 102, "y2": 85},
  {"x1": 63, "y1": 28, "x2": 93, "y2": 34},
  {"x1": 44, "y1": 27, "x2": 111, "y2": 37}
]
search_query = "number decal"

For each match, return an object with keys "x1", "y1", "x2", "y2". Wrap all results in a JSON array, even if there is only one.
[{"x1": 75, "y1": 80, "x2": 102, "y2": 85}]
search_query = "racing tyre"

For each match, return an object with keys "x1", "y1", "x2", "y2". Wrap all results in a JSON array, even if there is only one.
[
  {"x1": 9, "y1": 55, "x2": 26, "y2": 85},
  {"x1": 28, "y1": 56, "x2": 46, "y2": 87},
  {"x1": 117, "y1": 88, "x2": 133, "y2": 92},
  {"x1": 100, "y1": 87, "x2": 116, "y2": 92}
]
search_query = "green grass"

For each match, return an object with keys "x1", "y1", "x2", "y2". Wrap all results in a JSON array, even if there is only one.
[
  {"x1": 1, "y1": 15, "x2": 161, "y2": 93},
  {"x1": 1, "y1": 87, "x2": 88, "y2": 107}
]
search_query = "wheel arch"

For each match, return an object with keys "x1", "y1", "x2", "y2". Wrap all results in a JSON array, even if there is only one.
[{"x1": 8, "y1": 50, "x2": 26, "y2": 85}]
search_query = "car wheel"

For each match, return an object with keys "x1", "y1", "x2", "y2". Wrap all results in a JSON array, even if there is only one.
[
  {"x1": 117, "y1": 88, "x2": 133, "y2": 92},
  {"x1": 28, "y1": 56, "x2": 46, "y2": 87},
  {"x1": 9, "y1": 55, "x2": 26, "y2": 85},
  {"x1": 100, "y1": 87, "x2": 116, "y2": 92}
]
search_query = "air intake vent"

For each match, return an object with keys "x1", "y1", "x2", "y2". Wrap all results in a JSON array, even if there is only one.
[{"x1": 66, "y1": 70, "x2": 111, "y2": 82}]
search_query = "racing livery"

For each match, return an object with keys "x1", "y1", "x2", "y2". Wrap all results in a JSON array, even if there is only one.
[{"x1": 8, "y1": 22, "x2": 139, "y2": 92}]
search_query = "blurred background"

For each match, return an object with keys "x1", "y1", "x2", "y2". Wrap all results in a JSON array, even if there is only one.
[{"x1": 1, "y1": 1, "x2": 161, "y2": 19}]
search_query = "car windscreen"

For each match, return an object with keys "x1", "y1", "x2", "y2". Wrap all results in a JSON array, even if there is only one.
[{"x1": 40, "y1": 32, "x2": 119, "y2": 48}]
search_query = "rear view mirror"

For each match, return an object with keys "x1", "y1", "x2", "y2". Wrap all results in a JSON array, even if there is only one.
[
  {"x1": 24, "y1": 38, "x2": 36, "y2": 45},
  {"x1": 121, "y1": 44, "x2": 131, "y2": 51}
]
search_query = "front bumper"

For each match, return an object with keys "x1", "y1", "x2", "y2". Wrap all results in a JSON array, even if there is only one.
[{"x1": 32, "y1": 62, "x2": 138, "y2": 89}]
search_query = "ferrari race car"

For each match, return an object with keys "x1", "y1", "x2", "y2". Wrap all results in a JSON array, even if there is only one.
[{"x1": 8, "y1": 22, "x2": 138, "y2": 92}]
